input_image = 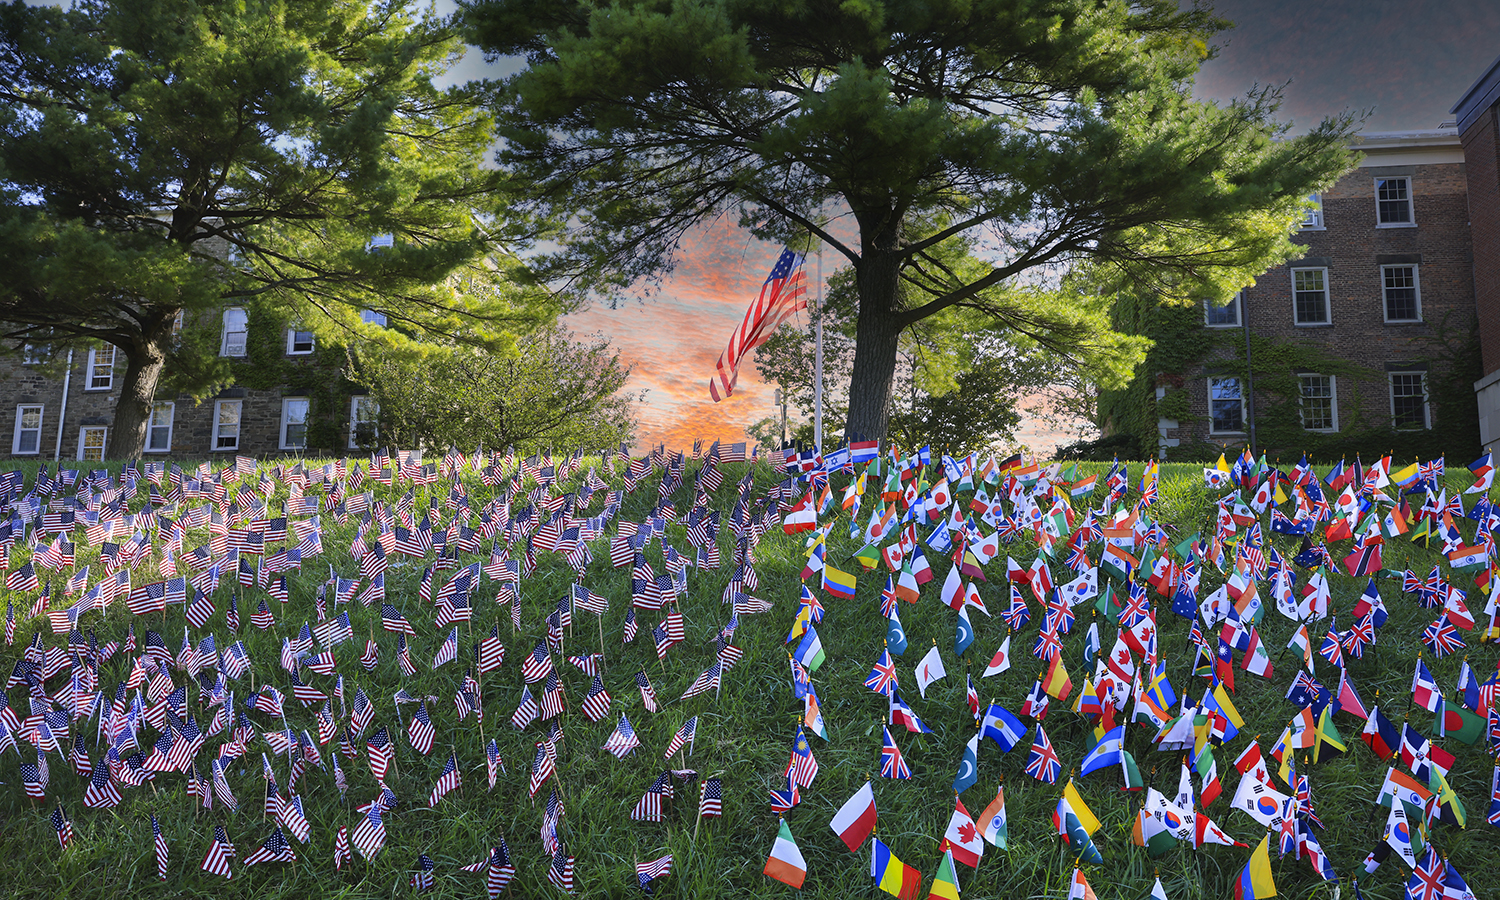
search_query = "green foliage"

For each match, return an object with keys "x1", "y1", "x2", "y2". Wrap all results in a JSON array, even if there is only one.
[
  {"x1": 348, "y1": 324, "x2": 640, "y2": 453},
  {"x1": 0, "y1": 0, "x2": 539, "y2": 456},
  {"x1": 463, "y1": 0, "x2": 1358, "y2": 441}
]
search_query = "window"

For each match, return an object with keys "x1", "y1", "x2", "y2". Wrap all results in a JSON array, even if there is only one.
[
  {"x1": 86, "y1": 346, "x2": 115, "y2": 391},
  {"x1": 286, "y1": 327, "x2": 315, "y2": 355},
  {"x1": 220, "y1": 307, "x2": 249, "y2": 357},
  {"x1": 367, "y1": 234, "x2": 394, "y2": 252},
  {"x1": 21, "y1": 343, "x2": 50, "y2": 365},
  {"x1": 213, "y1": 399, "x2": 242, "y2": 450},
  {"x1": 171, "y1": 310, "x2": 184, "y2": 347},
  {"x1": 145, "y1": 401, "x2": 174, "y2": 453},
  {"x1": 1204, "y1": 293, "x2": 1241, "y2": 327},
  {"x1": 1390, "y1": 372, "x2": 1430, "y2": 430},
  {"x1": 1382, "y1": 265, "x2": 1421, "y2": 322},
  {"x1": 1291, "y1": 268, "x2": 1330, "y2": 325},
  {"x1": 1301, "y1": 193, "x2": 1324, "y2": 229},
  {"x1": 13, "y1": 405, "x2": 43, "y2": 455},
  {"x1": 1208, "y1": 377, "x2": 1245, "y2": 434},
  {"x1": 1299, "y1": 375, "x2": 1338, "y2": 432},
  {"x1": 77, "y1": 426, "x2": 107, "y2": 461},
  {"x1": 360, "y1": 309, "x2": 388, "y2": 327},
  {"x1": 350, "y1": 395, "x2": 379, "y2": 449},
  {"x1": 280, "y1": 398, "x2": 310, "y2": 450},
  {"x1": 1376, "y1": 176, "x2": 1414, "y2": 226}
]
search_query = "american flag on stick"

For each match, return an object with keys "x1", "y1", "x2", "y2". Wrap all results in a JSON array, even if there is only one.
[{"x1": 708, "y1": 248, "x2": 808, "y2": 401}]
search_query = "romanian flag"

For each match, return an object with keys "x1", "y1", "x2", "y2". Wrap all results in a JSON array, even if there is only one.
[
  {"x1": 869, "y1": 837, "x2": 922, "y2": 900},
  {"x1": 1234, "y1": 835, "x2": 1276, "y2": 900},
  {"x1": 822, "y1": 566, "x2": 857, "y2": 600}
]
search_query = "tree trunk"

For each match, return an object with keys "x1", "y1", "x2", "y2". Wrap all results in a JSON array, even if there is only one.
[
  {"x1": 106, "y1": 308, "x2": 178, "y2": 460},
  {"x1": 843, "y1": 216, "x2": 905, "y2": 444}
]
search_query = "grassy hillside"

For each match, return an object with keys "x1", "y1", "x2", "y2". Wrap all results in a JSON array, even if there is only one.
[{"x1": 0, "y1": 454, "x2": 1495, "y2": 899}]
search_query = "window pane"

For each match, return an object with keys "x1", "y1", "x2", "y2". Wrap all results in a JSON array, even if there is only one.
[
  {"x1": 1300, "y1": 375, "x2": 1333, "y2": 430},
  {"x1": 1377, "y1": 178, "x2": 1411, "y2": 223},
  {"x1": 1383, "y1": 266, "x2": 1419, "y2": 320},
  {"x1": 146, "y1": 402, "x2": 173, "y2": 452},
  {"x1": 284, "y1": 399, "x2": 309, "y2": 449},
  {"x1": 216, "y1": 401, "x2": 241, "y2": 449},
  {"x1": 1205, "y1": 296, "x2": 1239, "y2": 326},
  {"x1": 1293, "y1": 270, "x2": 1327, "y2": 324},
  {"x1": 1391, "y1": 373, "x2": 1427, "y2": 429},
  {"x1": 80, "y1": 428, "x2": 106, "y2": 461},
  {"x1": 1210, "y1": 377, "x2": 1243, "y2": 433}
]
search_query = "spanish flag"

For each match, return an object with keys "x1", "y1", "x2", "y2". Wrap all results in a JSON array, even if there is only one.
[{"x1": 1043, "y1": 653, "x2": 1073, "y2": 702}]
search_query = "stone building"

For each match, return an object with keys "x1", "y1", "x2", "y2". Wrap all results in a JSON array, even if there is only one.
[{"x1": 1, "y1": 310, "x2": 378, "y2": 462}]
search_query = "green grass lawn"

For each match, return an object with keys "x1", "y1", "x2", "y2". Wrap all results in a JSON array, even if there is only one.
[{"x1": 0, "y1": 454, "x2": 1495, "y2": 899}]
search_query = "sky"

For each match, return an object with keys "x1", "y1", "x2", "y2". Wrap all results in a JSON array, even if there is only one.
[{"x1": 516, "y1": 1, "x2": 1500, "y2": 454}]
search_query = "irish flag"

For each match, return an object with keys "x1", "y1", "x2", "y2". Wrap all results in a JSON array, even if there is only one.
[{"x1": 763, "y1": 819, "x2": 807, "y2": 888}]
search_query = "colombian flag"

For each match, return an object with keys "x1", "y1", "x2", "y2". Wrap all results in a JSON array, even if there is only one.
[
  {"x1": 1234, "y1": 835, "x2": 1276, "y2": 900},
  {"x1": 822, "y1": 565, "x2": 857, "y2": 599}
]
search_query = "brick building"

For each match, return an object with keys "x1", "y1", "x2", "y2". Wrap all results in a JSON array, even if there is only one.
[
  {"x1": 1144, "y1": 127, "x2": 1480, "y2": 458},
  {"x1": 1454, "y1": 54, "x2": 1500, "y2": 456},
  {"x1": 1, "y1": 312, "x2": 378, "y2": 462}
]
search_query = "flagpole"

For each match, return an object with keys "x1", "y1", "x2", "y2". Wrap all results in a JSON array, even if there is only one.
[{"x1": 813, "y1": 246, "x2": 824, "y2": 455}]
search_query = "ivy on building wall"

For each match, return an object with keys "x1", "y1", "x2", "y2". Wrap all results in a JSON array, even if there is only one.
[
  {"x1": 227, "y1": 305, "x2": 360, "y2": 455},
  {"x1": 1097, "y1": 296, "x2": 1483, "y2": 464}
]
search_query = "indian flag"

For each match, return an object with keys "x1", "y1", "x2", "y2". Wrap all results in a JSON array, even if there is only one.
[
  {"x1": 1070, "y1": 475, "x2": 1097, "y2": 498},
  {"x1": 1448, "y1": 544, "x2": 1488, "y2": 572}
]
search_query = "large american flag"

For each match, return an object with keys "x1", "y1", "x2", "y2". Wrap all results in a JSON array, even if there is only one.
[{"x1": 708, "y1": 248, "x2": 808, "y2": 402}]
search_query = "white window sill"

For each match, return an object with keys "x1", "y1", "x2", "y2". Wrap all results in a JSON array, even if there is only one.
[
  {"x1": 1299, "y1": 225, "x2": 1326, "y2": 232},
  {"x1": 1204, "y1": 323, "x2": 1243, "y2": 329},
  {"x1": 1375, "y1": 222, "x2": 1417, "y2": 229},
  {"x1": 1383, "y1": 318, "x2": 1424, "y2": 325},
  {"x1": 1294, "y1": 322, "x2": 1334, "y2": 328}
]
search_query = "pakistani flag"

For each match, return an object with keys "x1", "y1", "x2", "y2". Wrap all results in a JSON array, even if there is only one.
[
  {"x1": 952, "y1": 733, "x2": 980, "y2": 794},
  {"x1": 955, "y1": 606, "x2": 975, "y2": 658},
  {"x1": 886, "y1": 606, "x2": 908, "y2": 656}
]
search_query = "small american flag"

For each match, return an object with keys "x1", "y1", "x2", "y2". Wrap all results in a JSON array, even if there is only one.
[
  {"x1": 602, "y1": 713, "x2": 641, "y2": 759},
  {"x1": 580, "y1": 675, "x2": 612, "y2": 722},
  {"x1": 351, "y1": 802, "x2": 385, "y2": 860},
  {"x1": 333, "y1": 826, "x2": 351, "y2": 870},
  {"x1": 699, "y1": 776, "x2": 723, "y2": 818},
  {"x1": 428, "y1": 752, "x2": 461, "y2": 807},
  {"x1": 408, "y1": 703, "x2": 436, "y2": 755},
  {"x1": 636, "y1": 853, "x2": 674, "y2": 893},
  {"x1": 200, "y1": 824, "x2": 235, "y2": 878},
  {"x1": 528, "y1": 741, "x2": 557, "y2": 798},
  {"x1": 486, "y1": 739, "x2": 504, "y2": 789},
  {"x1": 542, "y1": 845, "x2": 573, "y2": 894},
  {"x1": 635, "y1": 668, "x2": 659, "y2": 713},
  {"x1": 411, "y1": 852, "x2": 435, "y2": 891},
  {"x1": 631, "y1": 770, "x2": 672, "y2": 822},
  {"x1": 50, "y1": 804, "x2": 72, "y2": 849},
  {"x1": 150, "y1": 813, "x2": 169, "y2": 879},
  {"x1": 664, "y1": 716, "x2": 698, "y2": 758},
  {"x1": 486, "y1": 841, "x2": 516, "y2": 897},
  {"x1": 510, "y1": 686, "x2": 539, "y2": 730},
  {"x1": 431, "y1": 627, "x2": 458, "y2": 670},
  {"x1": 477, "y1": 623, "x2": 506, "y2": 673},
  {"x1": 366, "y1": 726, "x2": 393, "y2": 781}
]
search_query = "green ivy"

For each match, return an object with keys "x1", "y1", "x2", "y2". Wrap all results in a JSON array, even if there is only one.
[
  {"x1": 228, "y1": 305, "x2": 359, "y2": 455},
  {"x1": 1099, "y1": 297, "x2": 1483, "y2": 464}
]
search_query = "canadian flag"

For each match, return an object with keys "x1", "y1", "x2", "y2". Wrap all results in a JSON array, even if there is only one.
[{"x1": 939, "y1": 797, "x2": 985, "y2": 867}]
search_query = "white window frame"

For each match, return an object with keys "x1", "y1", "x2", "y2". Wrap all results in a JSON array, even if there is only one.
[
  {"x1": 280, "y1": 397, "x2": 310, "y2": 451},
  {"x1": 349, "y1": 395, "x2": 379, "y2": 449},
  {"x1": 1290, "y1": 267, "x2": 1331, "y2": 326},
  {"x1": 1375, "y1": 176, "x2": 1415, "y2": 227},
  {"x1": 220, "y1": 307, "x2": 249, "y2": 357},
  {"x1": 285, "y1": 327, "x2": 315, "y2": 356},
  {"x1": 1301, "y1": 193, "x2": 1325, "y2": 230},
  {"x1": 1207, "y1": 376, "x2": 1246, "y2": 435},
  {"x1": 13, "y1": 404, "x2": 43, "y2": 455},
  {"x1": 1298, "y1": 374, "x2": 1339, "y2": 433},
  {"x1": 212, "y1": 399, "x2": 243, "y2": 451},
  {"x1": 77, "y1": 426, "x2": 108, "y2": 461},
  {"x1": 360, "y1": 309, "x2": 388, "y2": 327},
  {"x1": 1389, "y1": 371, "x2": 1431, "y2": 431},
  {"x1": 1203, "y1": 293, "x2": 1242, "y2": 328},
  {"x1": 85, "y1": 346, "x2": 115, "y2": 391},
  {"x1": 171, "y1": 310, "x2": 184, "y2": 347},
  {"x1": 1381, "y1": 264, "x2": 1422, "y2": 323},
  {"x1": 145, "y1": 401, "x2": 175, "y2": 454}
]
